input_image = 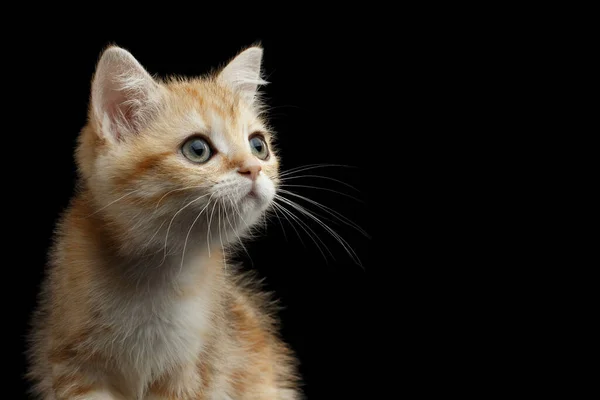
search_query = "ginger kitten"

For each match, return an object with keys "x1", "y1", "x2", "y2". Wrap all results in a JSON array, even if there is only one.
[{"x1": 27, "y1": 45, "x2": 301, "y2": 399}]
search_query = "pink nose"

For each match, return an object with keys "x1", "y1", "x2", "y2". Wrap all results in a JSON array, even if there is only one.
[{"x1": 238, "y1": 160, "x2": 262, "y2": 181}]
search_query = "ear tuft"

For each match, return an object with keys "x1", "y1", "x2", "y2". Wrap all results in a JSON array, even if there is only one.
[
  {"x1": 218, "y1": 46, "x2": 267, "y2": 104},
  {"x1": 91, "y1": 46, "x2": 163, "y2": 141}
]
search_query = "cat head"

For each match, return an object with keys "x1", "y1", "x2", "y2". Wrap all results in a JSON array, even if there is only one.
[{"x1": 77, "y1": 45, "x2": 279, "y2": 254}]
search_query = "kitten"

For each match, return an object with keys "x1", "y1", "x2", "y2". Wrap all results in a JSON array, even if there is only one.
[{"x1": 27, "y1": 45, "x2": 301, "y2": 399}]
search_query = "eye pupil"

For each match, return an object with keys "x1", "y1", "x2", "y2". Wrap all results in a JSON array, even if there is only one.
[{"x1": 190, "y1": 141, "x2": 206, "y2": 156}]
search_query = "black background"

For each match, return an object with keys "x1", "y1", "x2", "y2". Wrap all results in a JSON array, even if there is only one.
[{"x1": 9, "y1": 29, "x2": 376, "y2": 399}]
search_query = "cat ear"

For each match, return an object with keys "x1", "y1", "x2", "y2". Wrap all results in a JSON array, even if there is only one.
[
  {"x1": 91, "y1": 46, "x2": 163, "y2": 142},
  {"x1": 218, "y1": 46, "x2": 267, "y2": 104}
]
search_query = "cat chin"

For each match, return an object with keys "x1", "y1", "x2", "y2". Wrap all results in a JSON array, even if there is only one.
[
  {"x1": 238, "y1": 195, "x2": 270, "y2": 220},
  {"x1": 229, "y1": 194, "x2": 270, "y2": 228},
  {"x1": 233, "y1": 181, "x2": 274, "y2": 212}
]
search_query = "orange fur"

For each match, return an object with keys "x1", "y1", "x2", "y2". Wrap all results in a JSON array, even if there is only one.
[{"x1": 27, "y1": 46, "x2": 300, "y2": 399}]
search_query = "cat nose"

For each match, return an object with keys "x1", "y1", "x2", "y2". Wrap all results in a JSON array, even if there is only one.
[{"x1": 237, "y1": 159, "x2": 262, "y2": 181}]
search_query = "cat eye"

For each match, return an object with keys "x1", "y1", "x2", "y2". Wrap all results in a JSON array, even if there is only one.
[
  {"x1": 249, "y1": 135, "x2": 269, "y2": 160},
  {"x1": 182, "y1": 137, "x2": 212, "y2": 163}
]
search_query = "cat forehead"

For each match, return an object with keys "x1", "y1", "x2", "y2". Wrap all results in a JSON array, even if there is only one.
[
  {"x1": 183, "y1": 109, "x2": 263, "y2": 152},
  {"x1": 162, "y1": 81, "x2": 267, "y2": 152}
]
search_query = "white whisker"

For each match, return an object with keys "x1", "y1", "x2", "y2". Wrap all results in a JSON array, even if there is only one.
[
  {"x1": 279, "y1": 184, "x2": 362, "y2": 202},
  {"x1": 179, "y1": 194, "x2": 214, "y2": 275},
  {"x1": 275, "y1": 195, "x2": 362, "y2": 268},
  {"x1": 278, "y1": 164, "x2": 355, "y2": 178},
  {"x1": 162, "y1": 193, "x2": 210, "y2": 263},
  {"x1": 217, "y1": 203, "x2": 227, "y2": 270},
  {"x1": 226, "y1": 193, "x2": 254, "y2": 268},
  {"x1": 278, "y1": 189, "x2": 369, "y2": 238},
  {"x1": 279, "y1": 175, "x2": 359, "y2": 192},
  {"x1": 272, "y1": 201, "x2": 332, "y2": 262},
  {"x1": 154, "y1": 185, "x2": 208, "y2": 211},
  {"x1": 271, "y1": 202, "x2": 305, "y2": 247},
  {"x1": 147, "y1": 219, "x2": 168, "y2": 249},
  {"x1": 206, "y1": 201, "x2": 218, "y2": 258},
  {"x1": 84, "y1": 189, "x2": 141, "y2": 218},
  {"x1": 268, "y1": 203, "x2": 288, "y2": 241}
]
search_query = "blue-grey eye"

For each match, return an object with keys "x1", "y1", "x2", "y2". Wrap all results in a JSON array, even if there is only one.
[
  {"x1": 249, "y1": 135, "x2": 269, "y2": 160},
  {"x1": 182, "y1": 138, "x2": 212, "y2": 163}
]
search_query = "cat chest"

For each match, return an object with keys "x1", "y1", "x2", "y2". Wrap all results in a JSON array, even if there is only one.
[{"x1": 102, "y1": 290, "x2": 214, "y2": 375}]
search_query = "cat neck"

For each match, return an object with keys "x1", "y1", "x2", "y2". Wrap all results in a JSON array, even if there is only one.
[{"x1": 67, "y1": 190, "x2": 227, "y2": 294}]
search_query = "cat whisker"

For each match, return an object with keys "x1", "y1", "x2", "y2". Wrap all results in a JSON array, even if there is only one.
[
  {"x1": 162, "y1": 193, "x2": 210, "y2": 265},
  {"x1": 278, "y1": 184, "x2": 363, "y2": 203},
  {"x1": 278, "y1": 163, "x2": 355, "y2": 178},
  {"x1": 228, "y1": 191, "x2": 253, "y2": 235},
  {"x1": 179, "y1": 194, "x2": 214, "y2": 275},
  {"x1": 206, "y1": 201, "x2": 218, "y2": 258},
  {"x1": 271, "y1": 201, "x2": 332, "y2": 262},
  {"x1": 277, "y1": 189, "x2": 369, "y2": 238},
  {"x1": 224, "y1": 193, "x2": 254, "y2": 267},
  {"x1": 146, "y1": 219, "x2": 168, "y2": 251},
  {"x1": 84, "y1": 189, "x2": 142, "y2": 218},
  {"x1": 268, "y1": 203, "x2": 288, "y2": 242},
  {"x1": 275, "y1": 196, "x2": 342, "y2": 230},
  {"x1": 270, "y1": 202, "x2": 305, "y2": 247},
  {"x1": 278, "y1": 174, "x2": 359, "y2": 192},
  {"x1": 128, "y1": 209, "x2": 148, "y2": 237},
  {"x1": 217, "y1": 203, "x2": 227, "y2": 271},
  {"x1": 274, "y1": 195, "x2": 363, "y2": 268},
  {"x1": 154, "y1": 185, "x2": 209, "y2": 211}
]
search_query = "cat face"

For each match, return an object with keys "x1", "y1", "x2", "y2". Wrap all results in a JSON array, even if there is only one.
[{"x1": 78, "y1": 46, "x2": 279, "y2": 251}]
